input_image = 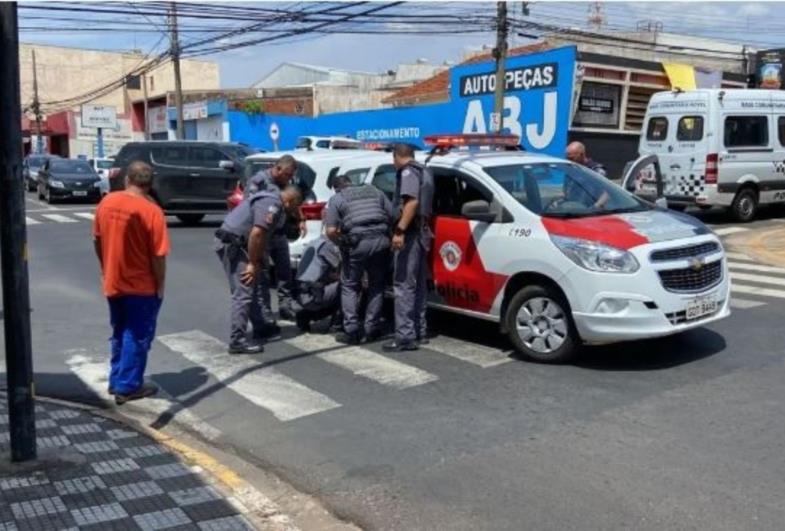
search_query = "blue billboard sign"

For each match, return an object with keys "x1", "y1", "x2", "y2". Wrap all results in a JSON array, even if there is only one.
[{"x1": 228, "y1": 45, "x2": 576, "y2": 156}]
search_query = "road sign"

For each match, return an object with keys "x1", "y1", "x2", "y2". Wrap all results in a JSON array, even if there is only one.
[
  {"x1": 81, "y1": 104, "x2": 117, "y2": 129},
  {"x1": 270, "y1": 122, "x2": 280, "y2": 141}
]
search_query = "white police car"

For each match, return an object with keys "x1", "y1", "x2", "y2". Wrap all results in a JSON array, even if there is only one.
[{"x1": 372, "y1": 134, "x2": 731, "y2": 363}]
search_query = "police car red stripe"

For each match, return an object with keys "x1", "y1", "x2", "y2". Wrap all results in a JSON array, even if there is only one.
[{"x1": 541, "y1": 215, "x2": 649, "y2": 250}]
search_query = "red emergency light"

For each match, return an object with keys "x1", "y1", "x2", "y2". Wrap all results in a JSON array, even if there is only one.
[{"x1": 423, "y1": 133, "x2": 521, "y2": 148}]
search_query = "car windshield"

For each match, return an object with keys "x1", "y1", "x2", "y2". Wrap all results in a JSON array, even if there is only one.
[
  {"x1": 484, "y1": 162, "x2": 648, "y2": 218},
  {"x1": 27, "y1": 156, "x2": 47, "y2": 169},
  {"x1": 50, "y1": 160, "x2": 94, "y2": 174},
  {"x1": 95, "y1": 160, "x2": 114, "y2": 169}
]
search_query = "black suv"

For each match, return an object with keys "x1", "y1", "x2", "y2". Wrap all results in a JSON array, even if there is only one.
[{"x1": 109, "y1": 141, "x2": 259, "y2": 225}]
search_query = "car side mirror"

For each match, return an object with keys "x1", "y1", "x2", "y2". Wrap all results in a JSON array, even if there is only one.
[
  {"x1": 461, "y1": 199, "x2": 496, "y2": 223},
  {"x1": 655, "y1": 197, "x2": 668, "y2": 209},
  {"x1": 219, "y1": 160, "x2": 235, "y2": 171}
]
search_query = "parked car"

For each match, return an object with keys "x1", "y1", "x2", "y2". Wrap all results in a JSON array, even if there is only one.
[
  {"x1": 23, "y1": 153, "x2": 60, "y2": 192},
  {"x1": 88, "y1": 157, "x2": 115, "y2": 196},
  {"x1": 295, "y1": 136, "x2": 363, "y2": 151},
  {"x1": 109, "y1": 141, "x2": 259, "y2": 225},
  {"x1": 36, "y1": 158, "x2": 101, "y2": 204},
  {"x1": 638, "y1": 88, "x2": 785, "y2": 222}
]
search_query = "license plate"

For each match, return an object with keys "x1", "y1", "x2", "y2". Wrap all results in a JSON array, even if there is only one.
[
  {"x1": 685, "y1": 296, "x2": 717, "y2": 320},
  {"x1": 73, "y1": 191, "x2": 87, "y2": 197}
]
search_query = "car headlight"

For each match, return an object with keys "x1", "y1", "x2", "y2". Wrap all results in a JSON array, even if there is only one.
[
  {"x1": 551, "y1": 235, "x2": 639, "y2": 273},
  {"x1": 49, "y1": 180, "x2": 65, "y2": 189}
]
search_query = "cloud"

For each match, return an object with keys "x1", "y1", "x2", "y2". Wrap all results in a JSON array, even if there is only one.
[{"x1": 737, "y1": 2, "x2": 770, "y2": 17}]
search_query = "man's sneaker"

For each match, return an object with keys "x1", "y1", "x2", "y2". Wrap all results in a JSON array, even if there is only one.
[
  {"x1": 336, "y1": 331, "x2": 361, "y2": 346},
  {"x1": 228, "y1": 342, "x2": 264, "y2": 355},
  {"x1": 382, "y1": 340, "x2": 418, "y2": 352},
  {"x1": 254, "y1": 324, "x2": 282, "y2": 341},
  {"x1": 115, "y1": 382, "x2": 159, "y2": 405},
  {"x1": 279, "y1": 307, "x2": 296, "y2": 321},
  {"x1": 295, "y1": 312, "x2": 311, "y2": 333}
]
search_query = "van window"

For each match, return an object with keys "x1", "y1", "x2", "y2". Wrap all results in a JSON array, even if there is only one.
[
  {"x1": 677, "y1": 116, "x2": 704, "y2": 141},
  {"x1": 779, "y1": 117, "x2": 785, "y2": 146},
  {"x1": 646, "y1": 117, "x2": 668, "y2": 141},
  {"x1": 316, "y1": 140, "x2": 330, "y2": 149},
  {"x1": 724, "y1": 116, "x2": 769, "y2": 148},
  {"x1": 151, "y1": 146, "x2": 188, "y2": 166}
]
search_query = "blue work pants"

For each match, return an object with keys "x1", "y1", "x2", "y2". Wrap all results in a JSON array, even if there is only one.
[{"x1": 108, "y1": 295, "x2": 162, "y2": 394}]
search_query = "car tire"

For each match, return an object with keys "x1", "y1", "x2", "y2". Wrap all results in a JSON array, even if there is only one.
[
  {"x1": 176, "y1": 214, "x2": 205, "y2": 226},
  {"x1": 37, "y1": 183, "x2": 44, "y2": 201},
  {"x1": 504, "y1": 284, "x2": 578, "y2": 364},
  {"x1": 44, "y1": 186, "x2": 55, "y2": 204},
  {"x1": 27, "y1": 180, "x2": 35, "y2": 192},
  {"x1": 731, "y1": 187, "x2": 758, "y2": 223}
]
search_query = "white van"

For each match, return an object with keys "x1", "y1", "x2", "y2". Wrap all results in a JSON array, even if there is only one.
[
  {"x1": 295, "y1": 136, "x2": 362, "y2": 151},
  {"x1": 639, "y1": 89, "x2": 785, "y2": 221}
]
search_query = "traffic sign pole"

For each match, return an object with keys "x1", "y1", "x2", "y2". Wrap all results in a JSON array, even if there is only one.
[{"x1": 97, "y1": 128, "x2": 104, "y2": 158}]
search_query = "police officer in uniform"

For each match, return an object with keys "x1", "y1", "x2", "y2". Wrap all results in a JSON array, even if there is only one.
[
  {"x1": 325, "y1": 175, "x2": 395, "y2": 345},
  {"x1": 292, "y1": 234, "x2": 342, "y2": 333},
  {"x1": 245, "y1": 155, "x2": 303, "y2": 324},
  {"x1": 566, "y1": 141, "x2": 607, "y2": 177},
  {"x1": 215, "y1": 186, "x2": 302, "y2": 354},
  {"x1": 383, "y1": 144, "x2": 434, "y2": 352}
]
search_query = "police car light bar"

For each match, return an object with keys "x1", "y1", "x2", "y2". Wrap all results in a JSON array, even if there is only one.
[{"x1": 423, "y1": 133, "x2": 520, "y2": 148}]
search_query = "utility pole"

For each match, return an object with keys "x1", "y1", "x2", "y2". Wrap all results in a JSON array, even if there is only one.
[
  {"x1": 31, "y1": 49, "x2": 43, "y2": 154},
  {"x1": 0, "y1": 2, "x2": 37, "y2": 463},
  {"x1": 142, "y1": 73, "x2": 150, "y2": 140},
  {"x1": 492, "y1": 1, "x2": 508, "y2": 134},
  {"x1": 169, "y1": 2, "x2": 184, "y2": 140}
]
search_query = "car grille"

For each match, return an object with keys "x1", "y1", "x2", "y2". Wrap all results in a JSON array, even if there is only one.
[
  {"x1": 65, "y1": 180, "x2": 98, "y2": 191},
  {"x1": 658, "y1": 259, "x2": 723, "y2": 293},
  {"x1": 665, "y1": 300, "x2": 725, "y2": 325},
  {"x1": 650, "y1": 242, "x2": 720, "y2": 262}
]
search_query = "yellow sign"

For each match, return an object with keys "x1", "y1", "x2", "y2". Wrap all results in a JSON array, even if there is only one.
[{"x1": 663, "y1": 63, "x2": 697, "y2": 91}]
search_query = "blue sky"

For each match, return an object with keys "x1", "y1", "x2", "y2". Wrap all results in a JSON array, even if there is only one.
[{"x1": 18, "y1": 2, "x2": 785, "y2": 88}]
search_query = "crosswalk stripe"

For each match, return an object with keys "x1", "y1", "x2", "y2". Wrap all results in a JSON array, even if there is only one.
[
  {"x1": 41, "y1": 213, "x2": 77, "y2": 223},
  {"x1": 158, "y1": 330, "x2": 340, "y2": 422},
  {"x1": 25, "y1": 217, "x2": 40, "y2": 225},
  {"x1": 728, "y1": 261, "x2": 785, "y2": 275},
  {"x1": 74, "y1": 212, "x2": 95, "y2": 221},
  {"x1": 725, "y1": 252, "x2": 755, "y2": 262},
  {"x1": 423, "y1": 335, "x2": 513, "y2": 368},
  {"x1": 285, "y1": 334, "x2": 437, "y2": 389},
  {"x1": 713, "y1": 226, "x2": 750, "y2": 236},
  {"x1": 731, "y1": 283, "x2": 785, "y2": 299},
  {"x1": 65, "y1": 350, "x2": 221, "y2": 440},
  {"x1": 730, "y1": 298, "x2": 767, "y2": 309},
  {"x1": 730, "y1": 272, "x2": 785, "y2": 287}
]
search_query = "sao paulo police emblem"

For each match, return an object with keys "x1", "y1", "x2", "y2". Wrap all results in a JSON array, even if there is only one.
[{"x1": 439, "y1": 241, "x2": 462, "y2": 272}]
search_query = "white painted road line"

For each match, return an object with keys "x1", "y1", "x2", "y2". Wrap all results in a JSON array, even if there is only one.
[
  {"x1": 158, "y1": 330, "x2": 340, "y2": 422},
  {"x1": 25, "y1": 217, "x2": 40, "y2": 225},
  {"x1": 74, "y1": 212, "x2": 95, "y2": 221},
  {"x1": 731, "y1": 283, "x2": 785, "y2": 300},
  {"x1": 65, "y1": 350, "x2": 221, "y2": 440},
  {"x1": 286, "y1": 334, "x2": 437, "y2": 390},
  {"x1": 714, "y1": 226, "x2": 750, "y2": 236},
  {"x1": 41, "y1": 213, "x2": 77, "y2": 223},
  {"x1": 730, "y1": 298, "x2": 767, "y2": 309},
  {"x1": 730, "y1": 272, "x2": 785, "y2": 287},
  {"x1": 424, "y1": 335, "x2": 513, "y2": 368},
  {"x1": 725, "y1": 252, "x2": 755, "y2": 262},
  {"x1": 728, "y1": 261, "x2": 785, "y2": 275}
]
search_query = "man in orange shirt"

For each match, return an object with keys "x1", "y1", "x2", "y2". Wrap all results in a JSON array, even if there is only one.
[{"x1": 93, "y1": 161, "x2": 169, "y2": 405}]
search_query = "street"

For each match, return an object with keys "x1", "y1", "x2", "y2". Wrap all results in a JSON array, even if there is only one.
[{"x1": 5, "y1": 193, "x2": 784, "y2": 530}]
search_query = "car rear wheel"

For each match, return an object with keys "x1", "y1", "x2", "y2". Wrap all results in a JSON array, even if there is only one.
[
  {"x1": 504, "y1": 285, "x2": 578, "y2": 363},
  {"x1": 176, "y1": 214, "x2": 205, "y2": 226},
  {"x1": 731, "y1": 187, "x2": 758, "y2": 222},
  {"x1": 27, "y1": 180, "x2": 36, "y2": 192},
  {"x1": 37, "y1": 183, "x2": 44, "y2": 200},
  {"x1": 44, "y1": 185, "x2": 55, "y2": 204}
]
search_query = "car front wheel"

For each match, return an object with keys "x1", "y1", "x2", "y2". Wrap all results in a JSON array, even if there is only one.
[
  {"x1": 504, "y1": 284, "x2": 578, "y2": 363},
  {"x1": 37, "y1": 183, "x2": 45, "y2": 200}
]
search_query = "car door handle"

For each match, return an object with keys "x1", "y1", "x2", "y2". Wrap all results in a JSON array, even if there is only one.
[
  {"x1": 189, "y1": 173, "x2": 200, "y2": 177},
  {"x1": 670, "y1": 164, "x2": 681, "y2": 170}
]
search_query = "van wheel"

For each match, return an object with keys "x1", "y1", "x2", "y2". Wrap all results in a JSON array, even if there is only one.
[
  {"x1": 731, "y1": 188, "x2": 758, "y2": 222},
  {"x1": 176, "y1": 214, "x2": 205, "y2": 225},
  {"x1": 504, "y1": 285, "x2": 578, "y2": 363}
]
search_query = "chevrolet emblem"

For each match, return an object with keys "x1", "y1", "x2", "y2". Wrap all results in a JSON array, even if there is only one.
[{"x1": 689, "y1": 258, "x2": 704, "y2": 271}]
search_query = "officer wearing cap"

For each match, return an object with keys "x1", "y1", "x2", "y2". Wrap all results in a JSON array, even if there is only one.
[
  {"x1": 215, "y1": 185, "x2": 302, "y2": 354},
  {"x1": 245, "y1": 155, "x2": 303, "y2": 325},
  {"x1": 325, "y1": 174, "x2": 395, "y2": 345},
  {"x1": 383, "y1": 144, "x2": 434, "y2": 352},
  {"x1": 292, "y1": 234, "x2": 342, "y2": 333}
]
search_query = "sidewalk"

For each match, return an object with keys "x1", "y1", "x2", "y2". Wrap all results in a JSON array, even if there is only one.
[
  {"x1": 0, "y1": 393, "x2": 266, "y2": 530},
  {"x1": 725, "y1": 226, "x2": 785, "y2": 267}
]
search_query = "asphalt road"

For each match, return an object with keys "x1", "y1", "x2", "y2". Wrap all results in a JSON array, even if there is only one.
[{"x1": 6, "y1": 194, "x2": 785, "y2": 530}]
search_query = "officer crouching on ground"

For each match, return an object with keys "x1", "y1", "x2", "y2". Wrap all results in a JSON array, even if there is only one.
[
  {"x1": 245, "y1": 155, "x2": 303, "y2": 324},
  {"x1": 292, "y1": 233, "x2": 342, "y2": 333},
  {"x1": 384, "y1": 143, "x2": 434, "y2": 352},
  {"x1": 325, "y1": 174, "x2": 395, "y2": 345},
  {"x1": 215, "y1": 185, "x2": 302, "y2": 354}
]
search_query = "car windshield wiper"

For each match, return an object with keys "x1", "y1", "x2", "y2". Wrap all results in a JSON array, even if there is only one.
[{"x1": 604, "y1": 206, "x2": 649, "y2": 215}]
